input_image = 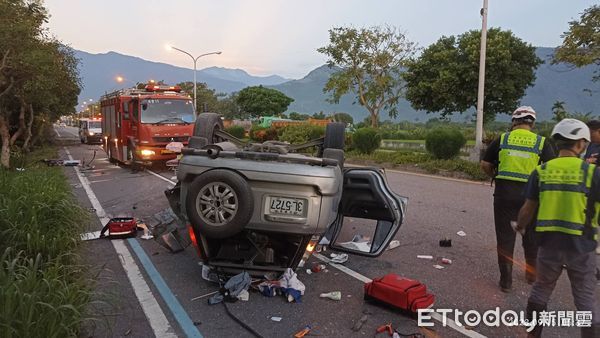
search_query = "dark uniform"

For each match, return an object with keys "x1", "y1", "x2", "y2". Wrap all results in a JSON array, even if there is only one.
[{"x1": 483, "y1": 129, "x2": 555, "y2": 289}]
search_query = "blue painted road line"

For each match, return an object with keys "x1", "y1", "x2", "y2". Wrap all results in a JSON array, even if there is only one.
[{"x1": 128, "y1": 238, "x2": 203, "y2": 338}]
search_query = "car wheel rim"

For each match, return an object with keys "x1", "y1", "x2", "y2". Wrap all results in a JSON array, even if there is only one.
[{"x1": 196, "y1": 182, "x2": 238, "y2": 226}]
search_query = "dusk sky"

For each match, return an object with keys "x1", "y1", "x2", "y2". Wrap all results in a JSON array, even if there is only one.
[{"x1": 44, "y1": 0, "x2": 596, "y2": 79}]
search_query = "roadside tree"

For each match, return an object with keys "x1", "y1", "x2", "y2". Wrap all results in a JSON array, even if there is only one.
[
  {"x1": 235, "y1": 85, "x2": 293, "y2": 117},
  {"x1": 554, "y1": 5, "x2": 599, "y2": 82},
  {"x1": 0, "y1": 0, "x2": 80, "y2": 168},
  {"x1": 403, "y1": 28, "x2": 542, "y2": 123},
  {"x1": 318, "y1": 25, "x2": 417, "y2": 128}
]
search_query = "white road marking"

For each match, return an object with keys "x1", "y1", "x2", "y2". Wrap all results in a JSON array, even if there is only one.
[
  {"x1": 65, "y1": 147, "x2": 177, "y2": 338},
  {"x1": 144, "y1": 164, "x2": 486, "y2": 337},
  {"x1": 54, "y1": 127, "x2": 61, "y2": 137},
  {"x1": 146, "y1": 169, "x2": 176, "y2": 187},
  {"x1": 313, "y1": 253, "x2": 486, "y2": 338}
]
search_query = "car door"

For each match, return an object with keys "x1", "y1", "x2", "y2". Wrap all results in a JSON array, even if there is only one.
[{"x1": 326, "y1": 167, "x2": 407, "y2": 257}]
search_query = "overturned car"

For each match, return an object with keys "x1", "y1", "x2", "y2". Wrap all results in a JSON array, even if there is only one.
[{"x1": 166, "y1": 113, "x2": 407, "y2": 276}]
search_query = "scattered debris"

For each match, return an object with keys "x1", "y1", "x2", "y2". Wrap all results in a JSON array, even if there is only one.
[
  {"x1": 16, "y1": 168, "x2": 25, "y2": 172},
  {"x1": 43, "y1": 159, "x2": 81, "y2": 166},
  {"x1": 441, "y1": 258, "x2": 452, "y2": 265},
  {"x1": 193, "y1": 321, "x2": 201, "y2": 326},
  {"x1": 306, "y1": 269, "x2": 312, "y2": 275},
  {"x1": 279, "y1": 268, "x2": 305, "y2": 303},
  {"x1": 439, "y1": 238, "x2": 452, "y2": 247},
  {"x1": 387, "y1": 240, "x2": 400, "y2": 250},
  {"x1": 330, "y1": 253, "x2": 349, "y2": 263},
  {"x1": 191, "y1": 290, "x2": 219, "y2": 302},
  {"x1": 376, "y1": 323, "x2": 393, "y2": 336},
  {"x1": 352, "y1": 315, "x2": 369, "y2": 331},
  {"x1": 124, "y1": 329, "x2": 132, "y2": 336},
  {"x1": 237, "y1": 289, "x2": 250, "y2": 301},
  {"x1": 433, "y1": 265, "x2": 445, "y2": 270},
  {"x1": 456, "y1": 231, "x2": 467, "y2": 237},
  {"x1": 294, "y1": 325, "x2": 311, "y2": 338},
  {"x1": 417, "y1": 255, "x2": 433, "y2": 260},
  {"x1": 137, "y1": 222, "x2": 153, "y2": 240},
  {"x1": 319, "y1": 291, "x2": 342, "y2": 301},
  {"x1": 208, "y1": 271, "x2": 251, "y2": 305},
  {"x1": 311, "y1": 263, "x2": 326, "y2": 273},
  {"x1": 80, "y1": 231, "x2": 102, "y2": 241},
  {"x1": 270, "y1": 316, "x2": 282, "y2": 322}
]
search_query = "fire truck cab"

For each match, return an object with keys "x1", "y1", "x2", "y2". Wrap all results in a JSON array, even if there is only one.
[{"x1": 100, "y1": 83, "x2": 195, "y2": 163}]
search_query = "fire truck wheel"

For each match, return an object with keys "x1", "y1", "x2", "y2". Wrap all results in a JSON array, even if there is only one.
[
  {"x1": 323, "y1": 122, "x2": 345, "y2": 150},
  {"x1": 186, "y1": 169, "x2": 253, "y2": 239},
  {"x1": 193, "y1": 113, "x2": 224, "y2": 144}
]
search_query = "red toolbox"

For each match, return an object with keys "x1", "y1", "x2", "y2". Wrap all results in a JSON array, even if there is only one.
[
  {"x1": 100, "y1": 217, "x2": 137, "y2": 238},
  {"x1": 364, "y1": 273, "x2": 434, "y2": 312}
]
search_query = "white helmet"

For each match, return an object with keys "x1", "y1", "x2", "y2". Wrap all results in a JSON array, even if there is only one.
[
  {"x1": 512, "y1": 106, "x2": 536, "y2": 120},
  {"x1": 551, "y1": 118, "x2": 590, "y2": 142}
]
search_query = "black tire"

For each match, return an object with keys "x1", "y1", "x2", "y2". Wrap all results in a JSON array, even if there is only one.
[
  {"x1": 186, "y1": 169, "x2": 253, "y2": 239},
  {"x1": 193, "y1": 113, "x2": 224, "y2": 144},
  {"x1": 324, "y1": 122, "x2": 345, "y2": 150}
]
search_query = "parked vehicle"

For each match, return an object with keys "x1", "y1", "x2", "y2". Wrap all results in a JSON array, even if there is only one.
[
  {"x1": 166, "y1": 113, "x2": 407, "y2": 276},
  {"x1": 79, "y1": 118, "x2": 103, "y2": 144},
  {"x1": 100, "y1": 82, "x2": 194, "y2": 164}
]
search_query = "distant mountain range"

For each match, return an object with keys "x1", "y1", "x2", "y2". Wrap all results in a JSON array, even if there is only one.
[{"x1": 75, "y1": 48, "x2": 598, "y2": 121}]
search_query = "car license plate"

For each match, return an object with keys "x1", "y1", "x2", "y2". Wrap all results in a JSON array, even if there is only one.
[{"x1": 268, "y1": 196, "x2": 305, "y2": 216}]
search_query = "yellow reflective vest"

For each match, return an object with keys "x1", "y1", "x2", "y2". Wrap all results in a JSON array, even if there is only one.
[
  {"x1": 497, "y1": 129, "x2": 545, "y2": 182},
  {"x1": 535, "y1": 157, "x2": 599, "y2": 239}
]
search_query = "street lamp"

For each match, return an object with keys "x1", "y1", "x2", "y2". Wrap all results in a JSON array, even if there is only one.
[
  {"x1": 166, "y1": 45, "x2": 221, "y2": 112},
  {"x1": 472, "y1": 0, "x2": 488, "y2": 161}
]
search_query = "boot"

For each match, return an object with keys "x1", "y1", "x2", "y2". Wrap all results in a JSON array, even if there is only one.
[
  {"x1": 499, "y1": 263, "x2": 513, "y2": 292},
  {"x1": 526, "y1": 301, "x2": 546, "y2": 338}
]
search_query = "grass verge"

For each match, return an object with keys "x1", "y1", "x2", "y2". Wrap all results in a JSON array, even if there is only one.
[
  {"x1": 346, "y1": 149, "x2": 488, "y2": 181},
  {"x1": 0, "y1": 146, "x2": 92, "y2": 337}
]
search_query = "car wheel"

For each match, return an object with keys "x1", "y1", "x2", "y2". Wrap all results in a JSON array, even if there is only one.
[
  {"x1": 186, "y1": 169, "x2": 253, "y2": 239},
  {"x1": 193, "y1": 113, "x2": 224, "y2": 144},
  {"x1": 323, "y1": 122, "x2": 345, "y2": 150}
]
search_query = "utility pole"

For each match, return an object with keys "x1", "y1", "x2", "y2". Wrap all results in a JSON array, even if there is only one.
[{"x1": 472, "y1": 0, "x2": 488, "y2": 161}]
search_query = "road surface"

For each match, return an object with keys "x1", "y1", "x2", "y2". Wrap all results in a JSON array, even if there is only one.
[{"x1": 54, "y1": 125, "x2": 596, "y2": 337}]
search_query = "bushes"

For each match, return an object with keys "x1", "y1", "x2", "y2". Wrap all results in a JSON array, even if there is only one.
[
  {"x1": 278, "y1": 124, "x2": 325, "y2": 144},
  {"x1": 249, "y1": 126, "x2": 278, "y2": 142},
  {"x1": 225, "y1": 125, "x2": 246, "y2": 139},
  {"x1": 425, "y1": 128, "x2": 466, "y2": 159},
  {"x1": 352, "y1": 128, "x2": 381, "y2": 154},
  {"x1": 0, "y1": 147, "x2": 91, "y2": 337}
]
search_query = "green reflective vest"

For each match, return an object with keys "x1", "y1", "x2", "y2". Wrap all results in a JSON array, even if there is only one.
[
  {"x1": 536, "y1": 157, "x2": 599, "y2": 239},
  {"x1": 497, "y1": 129, "x2": 545, "y2": 182}
]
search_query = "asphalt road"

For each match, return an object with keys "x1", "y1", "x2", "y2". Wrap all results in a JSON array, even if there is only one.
[{"x1": 54, "y1": 125, "x2": 598, "y2": 338}]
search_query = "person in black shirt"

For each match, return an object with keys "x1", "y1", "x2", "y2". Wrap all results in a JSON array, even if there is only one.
[
  {"x1": 480, "y1": 106, "x2": 555, "y2": 292},
  {"x1": 584, "y1": 120, "x2": 600, "y2": 165}
]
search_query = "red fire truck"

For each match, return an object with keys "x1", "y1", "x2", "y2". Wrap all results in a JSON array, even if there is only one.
[{"x1": 100, "y1": 83, "x2": 195, "y2": 163}]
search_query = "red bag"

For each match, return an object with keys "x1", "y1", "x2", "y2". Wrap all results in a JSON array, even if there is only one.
[
  {"x1": 100, "y1": 217, "x2": 137, "y2": 238},
  {"x1": 364, "y1": 274, "x2": 434, "y2": 312}
]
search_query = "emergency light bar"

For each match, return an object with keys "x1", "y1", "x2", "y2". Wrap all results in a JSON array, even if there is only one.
[{"x1": 145, "y1": 84, "x2": 182, "y2": 93}]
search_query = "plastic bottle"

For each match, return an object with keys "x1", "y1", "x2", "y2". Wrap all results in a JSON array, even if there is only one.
[{"x1": 319, "y1": 291, "x2": 342, "y2": 300}]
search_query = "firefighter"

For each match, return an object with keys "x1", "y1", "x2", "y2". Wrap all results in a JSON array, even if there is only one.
[
  {"x1": 481, "y1": 106, "x2": 555, "y2": 292},
  {"x1": 516, "y1": 119, "x2": 599, "y2": 337}
]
